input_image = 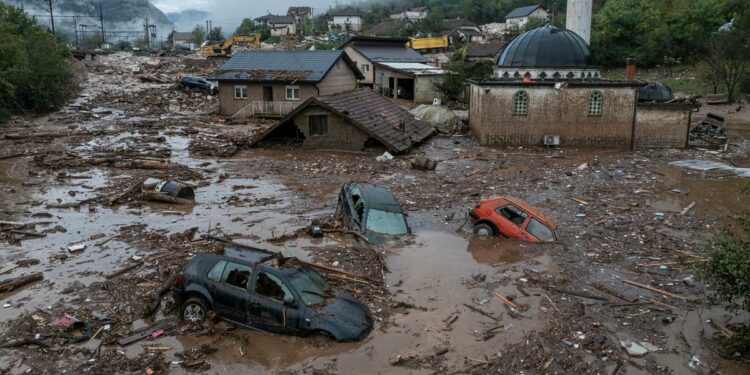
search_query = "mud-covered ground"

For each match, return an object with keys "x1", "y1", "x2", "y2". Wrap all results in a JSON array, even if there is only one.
[{"x1": 0, "y1": 52, "x2": 749, "y2": 374}]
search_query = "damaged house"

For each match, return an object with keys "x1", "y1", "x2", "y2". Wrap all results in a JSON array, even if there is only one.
[
  {"x1": 469, "y1": 24, "x2": 698, "y2": 148},
  {"x1": 252, "y1": 89, "x2": 435, "y2": 153},
  {"x1": 214, "y1": 50, "x2": 363, "y2": 118},
  {"x1": 340, "y1": 37, "x2": 444, "y2": 104}
]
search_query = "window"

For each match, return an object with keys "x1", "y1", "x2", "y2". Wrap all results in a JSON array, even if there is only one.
[
  {"x1": 513, "y1": 91, "x2": 528, "y2": 115},
  {"x1": 361, "y1": 64, "x2": 370, "y2": 73},
  {"x1": 255, "y1": 271, "x2": 294, "y2": 304},
  {"x1": 287, "y1": 268, "x2": 329, "y2": 306},
  {"x1": 365, "y1": 209, "x2": 409, "y2": 235},
  {"x1": 234, "y1": 85, "x2": 247, "y2": 99},
  {"x1": 588, "y1": 90, "x2": 603, "y2": 116},
  {"x1": 220, "y1": 262, "x2": 253, "y2": 289},
  {"x1": 285, "y1": 85, "x2": 300, "y2": 100},
  {"x1": 526, "y1": 218, "x2": 555, "y2": 242},
  {"x1": 496, "y1": 205, "x2": 528, "y2": 227},
  {"x1": 309, "y1": 115, "x2": 328, "y2": 135},
  {"x1": 207, "y1": 260, "x2": 227, "y2": 282}
]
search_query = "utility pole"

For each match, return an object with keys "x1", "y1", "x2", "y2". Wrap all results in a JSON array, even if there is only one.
[
  {"x1": 73, "y1": 16, "x2": 78, "y2": 47},
  {"x1": 99, "y1": 3, "x2": 106, "y2": 45},
  {"x1": 144, "y1": 17, "x2": 149, "y2": 49},
  {"x1": 47, "y1": 0, "x2": 55, "y2": 34}
]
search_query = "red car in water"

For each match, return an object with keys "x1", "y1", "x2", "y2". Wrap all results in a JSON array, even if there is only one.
[{"x1": 468, "y1": 196, "x2": 558, "y2": 242}]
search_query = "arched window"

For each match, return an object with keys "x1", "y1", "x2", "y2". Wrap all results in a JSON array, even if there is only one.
[
  {"x1": 588, "y1": 91, "x2": 603, "y2": 116},
  {"x1": 513, "y1": 91, "x2": 529, "y2": 115}
]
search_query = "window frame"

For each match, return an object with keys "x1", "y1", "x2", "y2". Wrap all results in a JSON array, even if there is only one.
[
  {"x1": 254, "y1": 270, "x2": 295, "y2": 305},
  {"x1": 513, "y1": 90, "x2": 529, "y2": 116},
  {"x1": 234, "y1": 85, "x2": 247, "y2": 100},
  {"x1": 220, "y1": 261, "x2": 253, "y2": 290},
  {"x1": 308, "y1": 115, "x2": 328, "y2": 136},
  {"x1": 285, "y1": 85, "x2": 301, "y2": 101},
  {"x1": 360, "y1": 64, "x2": 370, "y2": 73},
  {"x1": 588, "y1": 90, "x2": 603, "y2": 116}
]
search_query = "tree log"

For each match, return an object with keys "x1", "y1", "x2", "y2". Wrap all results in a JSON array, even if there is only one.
[{"x1": 0, "y1": 273, "x2": 43, "y2": 292}]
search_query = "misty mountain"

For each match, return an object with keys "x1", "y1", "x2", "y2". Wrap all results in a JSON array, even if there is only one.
[
  {"x1": 1, "y1": 0, "x2": 174, "y2": 41},
  {"x1": 166, "y1": 9, "x2": 209, "y2": 32}
]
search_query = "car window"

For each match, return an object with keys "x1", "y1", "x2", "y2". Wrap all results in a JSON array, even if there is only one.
[
  {"x1": 355, "y1": 202, "x2": 365, "y2": 223},
  {"x1": 496, "y1": 205, "x2": 528, "y2": 227},
  {"x1": 207, "y1": 260, "x2": 227, "y2": 282},
  {"x1": 255, "y1": 271, "x2": 294, "y2": 304},
  {"x1": 350, "y1": 186, "x2": 362, "y2": 205},
  {"x1": 365, "y1": 209, "x2": 408, "y2": 235},
  {"x1": 220, "y1": 262, "x2": 253, "y2": 290},
  {"x1": 526, "y1": 218, "x2": 555, "y2": 242},
  {"x1": 287, "y1": 267, "x2": 329, "y2": 306}
]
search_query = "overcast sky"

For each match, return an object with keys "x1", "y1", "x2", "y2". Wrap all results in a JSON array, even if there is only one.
[{"x1": 151, "y1": 0, "x2": 343, "y2": 21}]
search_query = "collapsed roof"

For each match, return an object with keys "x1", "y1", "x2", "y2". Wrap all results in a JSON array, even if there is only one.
[{"x1": 253, "y1": 89, "x2": 435, "y2": 153}]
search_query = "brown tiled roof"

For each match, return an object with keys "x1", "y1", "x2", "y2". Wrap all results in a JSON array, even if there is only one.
[
  {"x1": 467, "y1": 40, "x2": 505, "y2": 58},
  {"x1": 256, "y1": 89, "x2": 435, "y2": 153}
]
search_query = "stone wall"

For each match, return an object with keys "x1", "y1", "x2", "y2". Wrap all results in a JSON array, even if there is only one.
[
  {"x1": 291, "y1": 105, "x2": 370, "y2": 150},
  {"x1": 469, "y1": 83, "x2": 637, "y2": 147}
]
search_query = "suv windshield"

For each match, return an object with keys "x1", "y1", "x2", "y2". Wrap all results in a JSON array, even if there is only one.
[
  {"x1": 365, "y1": 209, "x2": 408, "y2": 235},
  {"x1": 526, "y1": 218, "x2": 555, "y2": 242},
  {"x1": 287, "y1": 267, "x2": 330, "y2": 306}
]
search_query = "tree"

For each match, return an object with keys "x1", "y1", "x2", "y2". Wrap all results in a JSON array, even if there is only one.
[
  {"x1": 0, "y1": 3, "x2": 75, "y2": 121},
  {"x1": 704, "y1": 30, "x2": 749, "y2": 102},
  {"x1": 207, "y1": 26, "x2": 223, "y2": 41},
  {"x1": 191, "y1": 24, "x2": 206, "y2": 45},
  {"x1": 433, "y1": 48, "x2": 494, "y2": 102},
  {"x1": 234, "y1": 18, "x2": 270, "y2": 40}
]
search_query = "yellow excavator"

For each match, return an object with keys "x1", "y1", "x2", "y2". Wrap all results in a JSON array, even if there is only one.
[{"x1": 200, "y1": 34, "x2": 261, "y2": 58}]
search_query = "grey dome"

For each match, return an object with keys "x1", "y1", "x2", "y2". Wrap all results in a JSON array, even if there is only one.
[
  {"x1": 638, "y1": 81, "x2": 675, "y2": 102},
  {"x1": 497, "y1": 25, "x2": 593, "y2": 67}
]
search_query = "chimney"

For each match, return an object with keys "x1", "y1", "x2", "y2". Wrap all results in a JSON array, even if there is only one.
[
  {"x1": 625, "y1": 57, "x2": 636, "y2": 81},
  {"x1": 565, "y1": 0, "x2": 592, "y2": 44}
]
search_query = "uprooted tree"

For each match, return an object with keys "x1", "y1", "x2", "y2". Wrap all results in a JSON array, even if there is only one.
[
  {"x1": 432, "y1": 48, "x2": 493, "y2": 103},
  {"x1": 0, "y1": 3, "x2": 76, "y2": 122}
]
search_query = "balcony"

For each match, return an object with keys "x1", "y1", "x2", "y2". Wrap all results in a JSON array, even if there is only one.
[{"x1": 232, "y1": 101, "x2": 297, "y2": 120}]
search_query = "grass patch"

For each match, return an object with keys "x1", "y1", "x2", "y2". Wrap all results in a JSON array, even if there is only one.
[{"x1": 602, "y1": 65, "x2": 720, "y2": 96}]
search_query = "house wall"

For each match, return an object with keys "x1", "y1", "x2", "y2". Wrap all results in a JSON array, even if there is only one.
[
  {"x1": 217, "y1": 82, "x2": 317, "y2": 116},
  {"x1": 343, "y1": 46, "x2": 374, "y2": 85},
  {"x1": 469, "y1": 84, "x2": 637, "y2": 147},
  {"x1": 507, "y1": 9, "x2": 548, "y2": 29},
  {"x1": 269, "y1": 23, "x2": 296, "y2": 36},
  {"x1": 414, "y1": 76, "x2": 444, "y2": 104},
  {"x1": 331, "y1": 16, "x2": 363, "y2": 31},
  {"x1": 634, "y1": 105, "x2": 691, "y2": 148},
  {"x1": 291, "y1": 105, "x2": 370, "y2": 150},
  {"x1": 317, "y1": 59, "x2": 359, "y2": 95}
]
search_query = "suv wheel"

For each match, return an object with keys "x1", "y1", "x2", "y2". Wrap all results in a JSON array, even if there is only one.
[
  {"x1": 182, "y1": 297, "x2": 208, "y2": 323},
  {"x1": 473, "y1": 223, "x2": 495, "y2": 236}
]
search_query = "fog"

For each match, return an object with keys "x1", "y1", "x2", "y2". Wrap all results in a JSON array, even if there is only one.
[{"x1": 153, "y1": 0, "x2": 348, "y2": 27}]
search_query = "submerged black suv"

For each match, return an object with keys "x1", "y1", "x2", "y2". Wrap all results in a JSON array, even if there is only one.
[{"x1": 172, "y1": 251, "x2": 373, "y2": 341}]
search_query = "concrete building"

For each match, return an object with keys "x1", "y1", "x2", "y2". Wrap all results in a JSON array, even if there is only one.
[
  {"x1": 255, "y1": 14, "x2": 297, "y2": 36},
  {"x1": 390, "y1": 6, "x2": 429, "y2": 21},
  {"x1": 328, "y1": 10, "x2": 364, "y2": 32},
  {"x1": 469, "y1": 25, "x2": 698, "y2": 148},
  {"x1": 213, "y1": 50, "x2": 363, "y2": 117},
  {"x1": 171, "y1": 32, "x2": 197, "y2": 50},
  {"x1": 565, "y1": 0, "x2": 593, "y2": 44},
  {"x1": 505, "y1": 5, "x2": 549, "y2": 31},
  {"x1": 340, "y1": 36, "x2": 429, "y2": 86},
  {"x1": 372, "y1": 62, "x2": 445, "y2": 104},
  {"x1": 252, "y1": 89, "x2": 435, "y2": 153},
  {"x1": 287, "y1": 6, "x2": 313, "y2": 28}
]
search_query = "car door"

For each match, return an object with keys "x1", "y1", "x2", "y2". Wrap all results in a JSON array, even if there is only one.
[
  {"x1": 493, "y1": 204, "x2": 529, "y2": 240},
  {"x1": 211, "y1": 261, "x2": 253, "y2": 323},
  {"x1": 246, "y1": 268, "x2": 302, "y2": 334}
]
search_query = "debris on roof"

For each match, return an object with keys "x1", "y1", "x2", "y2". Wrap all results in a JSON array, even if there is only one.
[
  {"x1": 253, "y1": 89, "x2": 435, "y2": 153},
  {"x1": 214, "y1": 50, "x2": 362, "y2": 82}
]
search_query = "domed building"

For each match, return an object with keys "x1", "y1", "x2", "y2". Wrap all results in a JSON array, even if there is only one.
[
  {"x1": 468, "y1": 22, "x2": 699, "y2": 149},
  {"x1": 637, "y1": 81, "x2": 675, "y2": 102},
  {"x1": 495, "y1": 25, "x2": 600, "y2": 80}
]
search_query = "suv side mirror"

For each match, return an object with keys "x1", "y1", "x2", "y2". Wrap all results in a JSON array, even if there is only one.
[{"x1": 283, "y1": 295, "x2": 295, "y2": 307}]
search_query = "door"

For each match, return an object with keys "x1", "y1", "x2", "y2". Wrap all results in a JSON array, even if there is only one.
[
  {"x1": 262, "y1": 86, "x2": 273, "y2": 112},
  {"x1": 212, "y1": 261, "x2": 253, "y2": 323},
  {"x1": 247, "y1": 269, "x2": 302, "y2": 334},
  {"x1": 494, "y1": 204, "x2": 529, "y2": 240}
]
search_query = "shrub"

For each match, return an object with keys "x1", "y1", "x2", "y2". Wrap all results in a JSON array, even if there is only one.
[{"x1": 0, "y1": 3, "x2": 75, "y2": 121}]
